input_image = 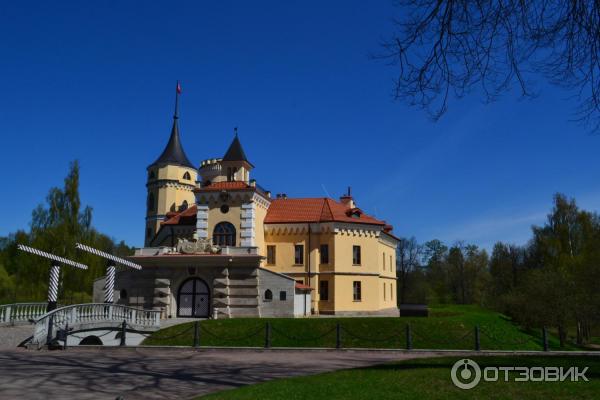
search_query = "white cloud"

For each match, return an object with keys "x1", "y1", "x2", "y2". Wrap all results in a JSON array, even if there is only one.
[{"x1": 434, "y1": 210, "x2": 547, "y2": 249}]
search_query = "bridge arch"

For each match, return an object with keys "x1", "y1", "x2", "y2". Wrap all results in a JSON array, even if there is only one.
[{"x1": 79, "y1": 335, "x2": 103, "y2": 345}]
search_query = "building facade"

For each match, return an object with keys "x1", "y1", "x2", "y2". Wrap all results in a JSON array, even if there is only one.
[{"x1": 113, "y1": 88, "x2": 399, "y2": 318}]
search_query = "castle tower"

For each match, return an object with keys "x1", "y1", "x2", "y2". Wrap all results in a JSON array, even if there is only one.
[
  {"x1": 145, "y1": 82, "x2": 198, "y2": 245},
  {"x1": 221, "y1": 128, "x2": 253, "y2": 183}
]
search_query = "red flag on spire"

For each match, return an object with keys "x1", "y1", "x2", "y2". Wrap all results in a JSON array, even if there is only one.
[{"x1": 176, "y1": 82, "x2": 182, "y2": 94}]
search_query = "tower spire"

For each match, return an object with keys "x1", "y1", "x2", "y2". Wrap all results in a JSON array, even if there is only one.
[
  {"x1": 174, "y1": 80, "x2": 181, "y2": 119},
  {"x1": 148, "y1": 82, "x2": 194, "y2": 169}
]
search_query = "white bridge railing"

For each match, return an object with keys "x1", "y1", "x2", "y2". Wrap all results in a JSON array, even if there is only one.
[
  {"x1": 31, "y1": 303, "x2": 161, "y2": 347},
  {"x1": 0, "y1": 303, "x2": 48, "y2": 326}
]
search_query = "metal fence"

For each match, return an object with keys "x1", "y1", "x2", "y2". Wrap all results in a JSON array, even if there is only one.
[{"x1": 138, "y1": 321, "x2": 553, "y2": 351}]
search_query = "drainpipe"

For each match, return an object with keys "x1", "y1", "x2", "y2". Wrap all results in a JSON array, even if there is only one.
[{"x1": 306, "y1": 224, "x2": 311, "y2": 316}]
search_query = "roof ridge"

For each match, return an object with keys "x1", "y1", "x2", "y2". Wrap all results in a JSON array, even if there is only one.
[{"x1": 320, "y1": 198, "x2": 334, "y2": 221}]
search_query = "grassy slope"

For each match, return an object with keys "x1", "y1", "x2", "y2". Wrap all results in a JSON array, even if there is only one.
[
  {"x1": 143, "y1": 305, "x2": 576, "y2": 350},
  {"x1": 198, "y1": 356, "x2": 600, "y2": 400}
]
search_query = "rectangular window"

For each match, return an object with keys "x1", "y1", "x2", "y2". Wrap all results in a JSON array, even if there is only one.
[
  {"x1": 352, "y1": 245, "x2": 361, "y2": 265},
  {"x1": 294, "y1": 245, "x2": 304, "y2": 265},
  {"x1": 320, "y1": 244, "x2": 329, "y2": 264},
  {"x1": 353, "y1": 281, "x2": 362, "y2": 301},
  {"x1": 390, "y1": 283, "x2": 394, "y2": 301},
  {"x1": 319, "y1": 280, "x2": 329, "y2": 301},
  {"x1": 383, "y1": 282, "x2": 386, "y2": 301},
  {"x1": 383, "y1": 252, "x2": 386, "y2": 270},
  {"x1": 279, "y1": 291, "x2": 287, "y2": 301},
  {"x1": 390, "y1": 255, "x2": 393, "y2": 271},
  {"x1": 267, "y1": 245, "x2": 276, "y2": 265}
]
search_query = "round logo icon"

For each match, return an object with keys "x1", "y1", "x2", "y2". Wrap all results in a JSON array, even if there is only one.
[{"x1": 451, "y1": 359, "x2": 481, "y2": 389}]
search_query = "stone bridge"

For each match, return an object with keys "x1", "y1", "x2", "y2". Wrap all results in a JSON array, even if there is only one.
[{"x1": 1, "y1": 303, "x2": 161, "y2": 348}]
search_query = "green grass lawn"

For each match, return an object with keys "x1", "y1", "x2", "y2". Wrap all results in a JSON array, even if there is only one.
[
  {"x1": 197, "y1": 356, "x2": 600, "y2": 400},
  {"x1": 143, "y1": 305, "x2": 577, "y2": 350}
]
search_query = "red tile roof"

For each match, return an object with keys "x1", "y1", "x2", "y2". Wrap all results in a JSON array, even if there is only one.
[
  {"x1": 295, "y1": 283, "x2": 313, "y2": 290},
  {"x1": 264, "y1": 198, "x2": 386, "y2": 226},
  {"x1": 161, "y1": 204, "x2": 198, "y2": 225},
  {"x1": 195, "y1": 181, "x2": 251, "y2": 192},
  {"x1": 160, "y1": 196, "x2": 391, "y2": 232}
]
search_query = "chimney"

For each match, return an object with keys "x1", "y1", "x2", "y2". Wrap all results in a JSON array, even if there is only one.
[{"x1": 340, "y1": 186, "x2": 354, "y2": 208}]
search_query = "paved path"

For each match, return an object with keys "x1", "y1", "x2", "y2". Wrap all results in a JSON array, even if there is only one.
[
  {"x1": 0, "y1": 325, "x2": 32, "y2": 349},
  {"x1": 0, "y1": 348, "x2": 432, "y2": 400}
]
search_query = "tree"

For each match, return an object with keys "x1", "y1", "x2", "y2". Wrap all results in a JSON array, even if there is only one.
[
  {"x1": 447, "y1": 244, "x2": 467, "y2": 304},
  {"x1": 442, "y1": 243, "x2": 489, "y2": 304},
  {"x1": 489, "y1": 242, "x2": 524, "y2": 310},
  {"x1": 396, "y1": 236, "x2": 422, "y2": 303},
  {"x1": 422, "y1": 239, "x2": 450, "y2": 303},
  {"x1": 515, "y1": 193, "x2": 600, "y2": 346},
  {"x1": 1, "y1": 161, "x2": 134, "y2": 304},
  {"x1": 463, "y1": 244, "x2": 490, "y2": 306},
  {"x1": 380, "y1": 1, "x2": 600, "y2": 130}
]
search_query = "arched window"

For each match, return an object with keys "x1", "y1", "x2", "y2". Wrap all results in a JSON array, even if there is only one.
[
  {"x1": 180, "y1": 200, "x2": 188, "y2": 211},
  {"x1": 147, "y1": 193, "x2": 155, "y2": 212},
  {"x1": 264, "y1": 289, "x2": 273, "y2": 301},
  {"x1": 183, "y1": 171, "x2": 191, "y2": 180},
  {"x1": 213, "y1": 222, "x2": 236, "y2": 247}
]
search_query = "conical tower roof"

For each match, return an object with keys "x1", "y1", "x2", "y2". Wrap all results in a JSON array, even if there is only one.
[
  {"x1": 150, "y1": 120, "x2": 195, "y2": 169},
  {"x1": 149, "y1": 82, "x2": 195, "y2": 169},
  {"x1": 222, "y1": 128, "x2": 253, "y2": 167}
]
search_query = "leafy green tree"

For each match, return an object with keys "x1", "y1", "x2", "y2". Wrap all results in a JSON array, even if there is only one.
[
  {"x1": 509, "y1": 194, "x2": 600, "y2": 346},
  {"x1": 396, "y1": 236, "x2": 422, "y2": 304},
  {"x1": 489, "y1": 242, "x2": 525, "y2": 311},
  {"x1": 0, "y1": 161, "x2": 133, "y2": 304},
  {"x1": 422, "y1": 239, "x2": 450, "y2": 303}
]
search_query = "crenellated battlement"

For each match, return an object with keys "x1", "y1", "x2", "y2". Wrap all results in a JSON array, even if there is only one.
[{"x1": 200, "y1": 158, "x2": 223, "y2": 169}]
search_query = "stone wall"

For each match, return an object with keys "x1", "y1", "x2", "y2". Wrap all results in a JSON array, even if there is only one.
[{"x1": 258, "y1": 268, "x2": 295, "y2": 317}]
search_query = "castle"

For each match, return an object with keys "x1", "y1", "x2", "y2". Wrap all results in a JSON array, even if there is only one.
[{"x1": 110, "y1": 87, "x2": 399, "y2": 318}]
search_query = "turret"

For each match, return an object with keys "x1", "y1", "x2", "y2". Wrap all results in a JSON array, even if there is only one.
[
  {"x1": 145, "y1": 82, "x2": 197, "y2": 245},
  {"x1": 221, "y1": 128, "x2": 253, "y2": 183}
]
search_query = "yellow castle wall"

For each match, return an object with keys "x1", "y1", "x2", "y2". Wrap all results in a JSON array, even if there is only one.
[
  {"x1": 145, "y1": 164, "x2": 197, "y2": 243},
  {"x1": 262, "y1": 227, "x2": 398, "y2": 314}
]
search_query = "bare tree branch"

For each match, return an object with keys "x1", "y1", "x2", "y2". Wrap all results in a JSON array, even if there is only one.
[{"x1": 377, "y1": 0, "x2": 600, "y2": 131}]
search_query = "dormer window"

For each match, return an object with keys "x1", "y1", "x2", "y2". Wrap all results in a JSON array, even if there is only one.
[
  {"x1": 346, "y1": 208, "x2": 363, "y2": 218},
  {"x1": 179, "y1": 200, "x2": 188, "y2": 211},
  {"x1": 183, "y1": 171, "x2": 191, "y2": 180}
]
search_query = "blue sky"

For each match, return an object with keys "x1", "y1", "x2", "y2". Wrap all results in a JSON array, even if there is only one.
[{"x1": 1, "y1": 1, "x2": 599, "y2": 250}]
